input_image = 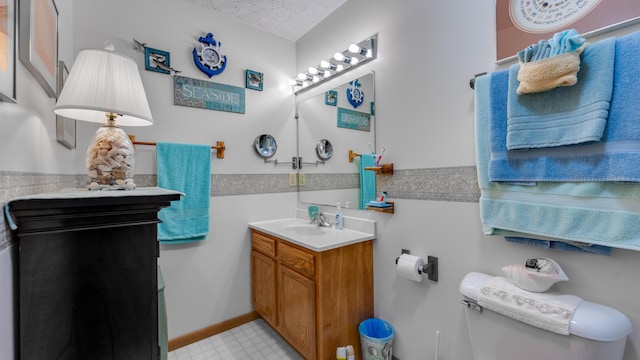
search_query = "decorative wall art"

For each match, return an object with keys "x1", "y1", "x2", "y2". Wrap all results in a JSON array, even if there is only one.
[
  {"x1": 0, "y1": 0, "x2": 16, "y2": 102},
  {"x1": 245, "y1": 69, "x2": 263, "y2": 91},
  {"x1": 55, "y1": 61, "x2": 75, "y2": 149},
  {"x1": 193, "y1": 32, "x2": 227, "y2": 78},
  {"x1": 173, "y1": 75, "x2": 245, "y2": 114},
  {"x1": 145, "y1": 46, "x2": 171, "y2": 74},
  {"x1": 325, "y1": 90, "x2": 337, "y2": 106},
  {"x1": 346, "y1": 79, "x2": 364, "y2": 108},
  {"x1": 337, "y1": 107, "x2": 371, "y2": 132},
  {"x1": 496, "y1": 0, "x2": 640, "y2": 63},
  {"x1": 133, "y1": 38, "x2": 181, "y2": 75},
  {"x1": 19, "y1": 0, "x2": 58, "y2": 97}
]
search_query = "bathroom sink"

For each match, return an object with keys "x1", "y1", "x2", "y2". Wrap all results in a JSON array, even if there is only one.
[
  {"x1": 248, "y1": 217, "x2": 375, "y2": 252},
  {"x1": 282, "y1": 224, "x2": 329, "y2": 236}
]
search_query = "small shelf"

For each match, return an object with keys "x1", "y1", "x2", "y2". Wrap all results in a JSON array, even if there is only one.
[
  {"x1": 366, "y1": 201, "x2": 394, "y2": 214},
  {"x1": 364, "y1": 163, "x2": 393, "y2": 175}
]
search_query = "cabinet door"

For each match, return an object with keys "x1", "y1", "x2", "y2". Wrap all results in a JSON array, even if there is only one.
[
  {"x1": 252, "y1": 250, "x2": 278, "y2": 327},
  {"x1": 19, "y1": 225, "x2": 158, "y2": 360},
  {"x1": 279, "y1": 266, "x2": 316, "y2": 360}
]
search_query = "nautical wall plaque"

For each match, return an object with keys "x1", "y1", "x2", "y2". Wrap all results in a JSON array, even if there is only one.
[
  {"x1": 193, "y1": 33, "x2": 227, "y2": 78},
  {"x1": 337, "y1": 107, "x2": 371, "y2": 132},
  {"x1": 173, "y1": 75, "x2": 245, "y2": 114},
  {"x1": 346, "y1": 79, "x2": 364, "y2": 108}
]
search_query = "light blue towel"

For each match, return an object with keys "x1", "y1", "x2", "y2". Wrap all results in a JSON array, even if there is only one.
[
  {"x1": 157, "y1": 142, "x2": 211, "y2": 243},
  {"x1": 506, "y1": 37, "x2": 615, "y2": 150},
  {"x1": 475, "y1": 73, "x2": 640, "y2": 250},
  {"x1": 491, "y1": 32, "x2": 640, "y2": 182},
  {"x1": 359, "y1": 154, "x2": 377, "y2": 210},
  {"x1": 518, "y1": 30, "x2": 585, "y2": 62}
]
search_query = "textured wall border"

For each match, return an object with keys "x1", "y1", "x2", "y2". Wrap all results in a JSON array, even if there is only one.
[
  {"x1": 0, "y1": 167, "x2": 479, "y2": 250},
  {"x1": 377, "y1": 166, "x2": 480, "y2": 203}
]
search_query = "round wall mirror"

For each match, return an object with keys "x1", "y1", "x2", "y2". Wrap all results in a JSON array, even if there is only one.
[
  {"x1": 254, "y1": 134, "x2": 277, "y2": 158},
  {"x1": 315, "y1": 139, "x2": 333, "y2": 160}
]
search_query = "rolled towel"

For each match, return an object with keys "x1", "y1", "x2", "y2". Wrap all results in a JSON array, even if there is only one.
[{"x1": 516, "y1": 45, "x2": 585, "y2": 94}]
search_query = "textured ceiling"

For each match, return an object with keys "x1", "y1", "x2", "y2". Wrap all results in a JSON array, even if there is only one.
[{"x1": 181, "y1": 0, "x2": 349, "y2": 41}]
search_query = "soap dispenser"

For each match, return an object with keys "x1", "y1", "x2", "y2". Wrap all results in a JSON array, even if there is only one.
[{"x1": 335, "y1": 202, "x2": 344, "y2": 229}]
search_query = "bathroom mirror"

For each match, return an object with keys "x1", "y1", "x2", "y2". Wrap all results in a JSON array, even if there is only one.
[
  {"x1": 297, "y1": 72, "x2": 375, "y2": 209},
  {"x1": 254, "y1": 134, "x2": 277, "y2": 158},
  {"x1": 316, "y1": 139, "x2": 333, "y2": 160}
]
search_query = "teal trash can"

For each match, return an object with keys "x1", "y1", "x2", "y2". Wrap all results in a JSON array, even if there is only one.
[
  {"x1": 359, "y1": 318, "x2": 395, "y2": 360},
  {"x1": 158, "y1": 266, "x2": 168, "y2": 360}
]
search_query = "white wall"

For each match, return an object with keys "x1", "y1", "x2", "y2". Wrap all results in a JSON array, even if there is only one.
[
  {"x1": 71, "y1": 0, "x2": 299, "y2": 339},
  {"x1": 297, "y1": 1, "x2": 640, "y2": 359}
]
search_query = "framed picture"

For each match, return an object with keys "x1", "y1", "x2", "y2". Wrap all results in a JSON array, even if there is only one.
[
  {"x1": 245, "y1": 69, "x2": 263, "y2": 91},
  {"x1": 144, "y1": 46, "x2": 171, "y2": 74},
  {"x1": 56, "y1": 61, "x2": 74, "y2": 149},
  {"x1": 19, "y1": 0, "x2": 58, "y2": 97},
  {"x1": 325, "y1": 90, "x2": 337, "y2": 106},
  {"x1": 496, "y1": 0, "x2": 640, "y2": 63},
  {"x1": 0, "y1": 0, "x2": 16, "y2": 102}
]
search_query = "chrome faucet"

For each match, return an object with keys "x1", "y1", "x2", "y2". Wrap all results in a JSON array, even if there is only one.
[{"x1": 311, "y1": 211, "x2": 332, "y2": 227}]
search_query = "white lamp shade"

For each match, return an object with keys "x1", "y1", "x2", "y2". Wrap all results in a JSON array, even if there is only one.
[{"x1": 53, "y1": 49, "x2": 153, "y2": 126}]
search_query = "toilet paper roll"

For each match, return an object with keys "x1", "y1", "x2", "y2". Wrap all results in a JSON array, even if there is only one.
[{"x1": 397, "y1": 254, "x2": 424, "y2": 282}]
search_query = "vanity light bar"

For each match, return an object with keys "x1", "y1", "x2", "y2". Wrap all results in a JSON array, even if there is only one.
[{"x1": 291, "y1": 34, "x2": 377, "y2": 94}]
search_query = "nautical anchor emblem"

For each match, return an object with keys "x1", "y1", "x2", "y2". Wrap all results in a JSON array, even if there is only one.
[
  {"x1": 193, "y1": 33, "x2": 227, "y2": 77},
  {"x1": 346, "y1": 79, "x2": 364, "y2": 108}
]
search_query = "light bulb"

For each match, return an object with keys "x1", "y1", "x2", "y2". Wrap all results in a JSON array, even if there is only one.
[
  {"x1": 348, "y1": 44, "x2": 361, "y2": 53},
  {"x1": 334, "y1": 52, "x2": 345, "y2": 61},
  {"x1": 309, "y1": 67, "x2": 319, "y2": 75},
  {"x1": 348, "y1": 44, "x2": 372, "y2": 58},
  {"x1": 297, "y1": 72, "x2": 308, "y2": 80}
]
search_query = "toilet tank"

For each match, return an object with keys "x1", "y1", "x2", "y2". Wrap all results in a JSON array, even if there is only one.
[{"x1": 460, "y1": 272, "x2": 632, "y2": 360}]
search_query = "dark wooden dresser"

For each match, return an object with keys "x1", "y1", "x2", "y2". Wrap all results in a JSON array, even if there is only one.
[{"x1": 6, "y1": 188, "x2": 181, "y2": 360}]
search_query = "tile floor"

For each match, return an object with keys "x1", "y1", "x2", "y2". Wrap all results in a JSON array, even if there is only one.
[{"x1": 168, "y1": 319, "x2": 304, "y2": 360}]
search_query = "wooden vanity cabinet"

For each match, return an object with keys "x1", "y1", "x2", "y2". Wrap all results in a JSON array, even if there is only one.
[{"x1": 251, "y1": 230, "x2": 374, "y2": 360}]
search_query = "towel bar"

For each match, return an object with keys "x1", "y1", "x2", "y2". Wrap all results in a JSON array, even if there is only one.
[
  {"x1": 469, "y1": 72, "x2": 488, "y2": 90},
  {"x1": 129, "y1": 135, "x2": 225, "y2": 158},
  {"x1": 348, "y1": 149, "x2": 361, "y2": 162}
]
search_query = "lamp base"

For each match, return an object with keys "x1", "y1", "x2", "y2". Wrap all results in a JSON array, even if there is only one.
[{"x1": 86, "y1": 124, "x2": 136, "y2": 190}]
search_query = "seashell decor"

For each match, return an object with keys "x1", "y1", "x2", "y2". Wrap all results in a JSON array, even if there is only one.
[
  {"x1": 86, "y1": 125, "x2": 136, "y2": 190},
  {"x1": 502, "y1": 257, "x2": 568, "y2": 293}
]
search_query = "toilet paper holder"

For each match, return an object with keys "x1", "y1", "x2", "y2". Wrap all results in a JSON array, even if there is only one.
[{"x1": 395, "y1": 249, "x2": 439, "y2": 282}]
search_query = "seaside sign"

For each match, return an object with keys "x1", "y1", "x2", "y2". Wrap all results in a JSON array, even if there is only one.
[{"x1": 173, "y1": 75, "x2": 245, "y2": 114}]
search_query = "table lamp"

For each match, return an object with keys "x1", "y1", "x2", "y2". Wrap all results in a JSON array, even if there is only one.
[{"x1": 53, "y1": 42, "x2": 153, "y2": 190}]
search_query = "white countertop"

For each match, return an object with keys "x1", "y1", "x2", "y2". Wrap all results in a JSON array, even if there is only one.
[{"x1": 248, "y1": 217, "x2": 375, "y2": 252}]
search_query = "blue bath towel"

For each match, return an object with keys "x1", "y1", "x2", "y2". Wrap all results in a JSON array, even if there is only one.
[
  {"x1": 475, "y1": 73, "x2": 640, "y2": 250},
  {"x1": 491, "y1": 32, "x2": 640, "y2": 182},
  {"x1": 157, "y1": 142, "x2": 211, "y2": 243},
  {"x1": 506, "y1": 37, "x2": 615, "y2": 150},
  {"x1": 504, "y1": 237, "x2": 612, "y2": 256},
  {"x1": 359, "y1": 154, "x2": 377, "y2": 210}
]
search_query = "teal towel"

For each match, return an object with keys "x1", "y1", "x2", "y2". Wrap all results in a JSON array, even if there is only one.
[
  {"x1": 157, "y1": 142, "x2": 211, "y2": 243},
  {"x1": 475, "y1": 74, "x2": 639, "y2": 250},
  {"x1": 507, "y1": 37, "x2": 615, "y2": 150},
  {"x1": 359, "y1": 154, "x2": 377, "y2": 210}
]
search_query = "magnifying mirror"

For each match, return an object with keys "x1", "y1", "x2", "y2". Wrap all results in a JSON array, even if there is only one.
[
  {"x1": 254, "y1": 134, "x2": 277, "y2": 158},
  {"x1": 315, "y1": 139, "x2": 333, "y2": 160}
]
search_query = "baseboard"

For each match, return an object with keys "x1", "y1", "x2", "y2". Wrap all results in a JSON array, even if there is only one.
[{"x1": 168, "y1": 311, "x2": 261, "y2": 351}]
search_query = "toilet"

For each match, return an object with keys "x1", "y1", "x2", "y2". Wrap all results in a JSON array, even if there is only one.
[{"x1": 460, "y1": 272, "x2": 632, "y2": 360}]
